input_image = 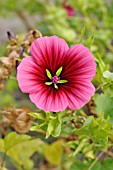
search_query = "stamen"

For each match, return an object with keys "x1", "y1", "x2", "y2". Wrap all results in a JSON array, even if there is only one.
[
  {"x1": 59, "y1": 80, "x2": 67, "y2": 83},
  {"x1": 51, "y1": 75, "x2": 60, "y2": 84},
  {"x1": 45, "y1": 67, "x2": 67, "y2": 89},
  {"x1": 56, "y1": 67, "x2": 63, "y2": 76},
  {"x1": 46, "y1": 69, "x2": 52, "y2": 79}
]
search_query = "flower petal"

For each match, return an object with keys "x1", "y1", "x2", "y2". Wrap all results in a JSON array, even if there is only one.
[
  {"x1": 29, "y1": 87, "x2": 68, "y2": 112},
  {"x1": 62, "y1": 81, "x2": 95, "y2": 110},
  {"x1": 17, "y1": 56, "x2": 46, "y2": 93},
  {"x1": 62, "y1": 44, "x2": 96, "y2": 81},
  {"x1": 30, "y1": 36, "x2": 69, "y2": 74}
]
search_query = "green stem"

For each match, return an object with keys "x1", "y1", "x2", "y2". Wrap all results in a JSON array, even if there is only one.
[
  {"x1": 15, "y1": 58, "x2": 22, "y2": 62},
  {"x1": 10, "y1": 76, "x2": 17, "y2": 80},
  {"x1": 88, "y1": 151, "x2": 103, "y2": 170},
  {"x1": 95, "y1": 82, "x2": 108, "y2": 92}
]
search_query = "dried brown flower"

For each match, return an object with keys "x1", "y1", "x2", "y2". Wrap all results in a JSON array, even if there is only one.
[
  {"x1": 0, "y1": 57, "x2": 16, "y2": 74},
  {"x1": 1, "y1": 106, "x2": 34, "y2": 133},
  {"x1": 21, "y1": 29, "x2": 42, "y2": 48},
  {"x1": 0, "y1": 29, "x2": 42, "y2": 91}
]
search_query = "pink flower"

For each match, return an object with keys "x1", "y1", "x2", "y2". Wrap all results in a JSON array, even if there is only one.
[
  {"x1": 62, "y1": 1, "x2": 75, "y2": 17},
  {"x1": 17, "y1": 36, "x2": 96, "y2": 112}
]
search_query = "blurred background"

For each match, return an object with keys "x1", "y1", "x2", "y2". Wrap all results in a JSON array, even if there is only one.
[
  {"x1": 1, "y1": 0, "x2": 113, "y2": 108},
  {"x1": 0, "y1": 0, "x2": 113, "y2": 62},
  {"x1": 1, "y1": 0, "x2": 113, "y2": 170}
]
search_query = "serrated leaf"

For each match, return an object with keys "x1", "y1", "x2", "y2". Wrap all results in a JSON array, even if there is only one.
[
  {"x1": 75, "y1": 114, "x2": 112, "y2": 147},
  {"x1": 56, "y1": 67, "x2": 63, "y2": 76}
]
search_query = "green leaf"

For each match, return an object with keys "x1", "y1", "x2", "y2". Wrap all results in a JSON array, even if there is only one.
[
  {"x1": 102, "y1": 83, "x2": 113, "y2": 97},
  {"x1": 85, "y1": 33, "x2": 94, "y2": 48},
  {"x1": 103, "y1": 70, "x2": 113, "y2": 81},
  {"x1": 56, "y1": 67, "x2": 63, "y2": 76},
  {"x1": 51, "y1": 120, "x2": 62, "y2": 137},
  {"x1": 73, "y1": 138, "x2": 89, "y2": 156},
  {"x1": 30, "y1": 123, "x2": 46, "y2": 131},
  {"x1": 102, "y1": 71, "x2": 113, "y2": 96},
  {"x1": 70, "y1": 160, "x2": 101, "y2": 170},
  {"x1": 101, "y1": 158, "x2": 113, "y2": 170},
  {"x1": 84, "y1": 116, "x2": 92, "y2": 126},
  {"x1": 81, "y1": 27, "x2": 85, "y2": 35},
  {"x1": 4, "y1": 132, "x2": 31, "y2": 151},
  {"x1": 7, "y1": 138, "x2": 47, "y2": 170},
  {"x1": 46, "y1": 117, "x2": 62, "y2": 138},
  {"x1": 46, "y1": 69, "x2": 52, "y2": 79},
  {"x1": 75, "y1": 114, "x2": 112, "y2": 148},
  {"x1": 29, "y1": 112, "x2": 64, "y2": 138},
  {"x1": 46, "y1": 120, "x2": 55, "y2": 138},
  {"x1": 70, "y1": 158, "x2": 113, "y2": 170},
  {"x1": 45, "y1": 82, "x2": 52, "y2": 85},
  {"x1": 80, "y1": 27, "x2": 85, "y2": 43},
  {"x1": 59, "y1": 80, "x2": 67, "y2": 83},
  {"x1": 95, "y1": 94, "x2": 113, "y2": 124},
  {"x1": 44, "y1": 140, "x2": 63, "y2": 165},
  {"x1": 28, "y1": 112, "x2": 46, "y2": 120}
]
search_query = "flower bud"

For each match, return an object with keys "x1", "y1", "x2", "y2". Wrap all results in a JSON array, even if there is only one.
[
  {"x1": 7, "y1": 31, "x2": 15, "y2": 40},
  {"x1": 19, "y1": 46, "x2": 24, "y2": 57}
]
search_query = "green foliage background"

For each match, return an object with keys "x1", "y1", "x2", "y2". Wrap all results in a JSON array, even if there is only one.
[{"x1": 0, "y1": 0, "x2": 113, "y2": 170}]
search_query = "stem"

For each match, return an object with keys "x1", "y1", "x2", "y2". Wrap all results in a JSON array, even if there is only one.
[
  {"x1": 79, "y1": 109, "x2": 87, "y2": 117},
  {"x1": 10, "y1": 76, "x2": 17, "y2": 80},
  {"x1": 88, "y1": 151, "x2": 103, "y2": 170},
  {"x1": 95, "y1": 85, "x2": 102, "y2": 92},
  {"x1": 104, "y1": 150, "x2": 113, "y2": 158},
  {"x1": 16, "y1": 10, "x2": 32, "y2": 31},
  {"x1": 15, "y1": 58, "x2": 22, "y2": 62},
  {"x1": 95, "y1": 82, "x2": 108, "y2": 92},
  {"x1": 1, "y1": 151, "x2": 7, "y2": 167}
]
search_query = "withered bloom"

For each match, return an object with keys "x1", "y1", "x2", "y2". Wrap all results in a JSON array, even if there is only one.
[{"x1": 1, "y1": 106, "x2": 34, "y2": 133}]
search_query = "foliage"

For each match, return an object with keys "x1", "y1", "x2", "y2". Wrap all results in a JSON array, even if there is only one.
[
  {"x1": 0, "y1": 0, "x2": 113, "y2": 169},
  {"x1": 75, "y1": 114, "x2": 112, "y2": 148}
]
